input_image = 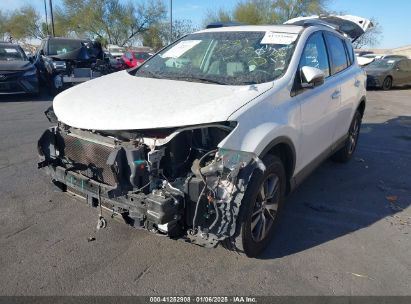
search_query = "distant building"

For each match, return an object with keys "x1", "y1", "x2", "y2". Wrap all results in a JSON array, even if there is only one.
[{"x1": 391, "y1": 45, "x2": 411, "y2": 58}]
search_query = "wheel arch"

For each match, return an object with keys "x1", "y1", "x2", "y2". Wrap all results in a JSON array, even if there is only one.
[
  {"x1": 357, "y1": 97, "x2": 366, "y2": 118},
  {"x1": 259, "y1": 137, "x2": 296, "y2": 195}
]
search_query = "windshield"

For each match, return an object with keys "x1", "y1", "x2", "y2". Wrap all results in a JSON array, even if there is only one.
[
  {"x1": 134, "y1": 52, "x2": 151, "y2": 60},
  {"x1": 48, "y1": 39, "x2": 83, "y2": 55},
  {"x1": 0, "y1": 45, "x2": 27, "y2": 61},
  {"x1": 367, "y1": 59, "x2": 397, "y2": 69},
  {"x1": 134, "y1": 31, "x2": 296, "y2": 85}
]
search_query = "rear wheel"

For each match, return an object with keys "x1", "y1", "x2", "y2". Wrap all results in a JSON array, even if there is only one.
[
  {"x1": 222, "y1": 154, "x2": 286, "y2": 257},
  {"x1": 382, "y1": 76, "x2": 392, "y2": 90},
  {"x1": 332, "y1": 110, "x2": 362, "y2": 163}
]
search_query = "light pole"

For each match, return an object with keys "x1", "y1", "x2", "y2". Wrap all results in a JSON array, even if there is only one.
[
  {"x1": 43, "y1": 0, "x2": 49, "y2": 35},
  {"x1": 170, "y1": 0, "x2": 173, "y2": 43},
  {"x1": 49, "y1": 0, "x2": 55, "y2": 37}
]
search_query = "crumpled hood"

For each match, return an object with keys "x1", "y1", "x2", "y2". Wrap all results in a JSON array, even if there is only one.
[
  {"x1": 53, "y1": 71, "x2": 273, "y2": 130},
  {"x1": 0, "y1": 60, "x2": 33, "y2": 72}
]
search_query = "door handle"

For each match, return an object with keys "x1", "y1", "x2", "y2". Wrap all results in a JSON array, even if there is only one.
[
  {"x1": 354, "y1": 80, "x2": 361, "y2": 87},
  {"x1": 331, "y1": 90, "x2": 341, "y2": 99}
]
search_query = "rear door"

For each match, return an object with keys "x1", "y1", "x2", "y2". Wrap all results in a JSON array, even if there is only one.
[
  {"x1": 394, "y1": 59, "x2": 411, "y2": 85},
  {"x1": 323, "y1": 31, "x2": 362, "y2": 143}
]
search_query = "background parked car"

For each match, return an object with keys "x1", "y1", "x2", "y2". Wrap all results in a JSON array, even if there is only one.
[
  {"x1": 107, "y1": 44, "x2": 125, "y2": 58},
  {"x1": 365, "y1": 58, "x2": 411, "y2": 90},
  {"x1": 0, "y1": 41, "x2": 39, "y2": 95},
  {"x1": 34, "y1": 37, "x2": 113, "y2": 94},
  {"x1": 356, "y1": 56, "x2": 375, "y2": 66},
  {"x1": 104, "y1": 51, "x2": 126, "y2": 71},
  {"x1": 362, "y1": 54, "x2": 407, "y2": 61},
  {"x1": 122, "y1": 51, "x2": 152, "y2": 68}
]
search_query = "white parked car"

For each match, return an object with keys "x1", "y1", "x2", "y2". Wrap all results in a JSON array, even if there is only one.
[{"x1": 38, "y1": 15, "x2": 372, "y2": 257}]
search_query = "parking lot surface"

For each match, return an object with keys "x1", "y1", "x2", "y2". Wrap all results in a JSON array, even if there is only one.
[{"x1": 0, "y1": 89, "x2": 410, "y2": 296}]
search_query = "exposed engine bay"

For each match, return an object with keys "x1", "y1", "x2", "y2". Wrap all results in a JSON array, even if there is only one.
[{"x1": 38, "y1": 113, "x2": 263, "y2": 247}]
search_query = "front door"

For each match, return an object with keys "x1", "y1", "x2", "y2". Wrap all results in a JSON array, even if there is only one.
[{"x1": 293, "y1": 31, "x2": 339, "y2": 174}]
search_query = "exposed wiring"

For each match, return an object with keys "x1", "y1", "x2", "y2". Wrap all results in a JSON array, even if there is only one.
[
  {"x1": 134, "y1": 181, "x2": 151, "y2": 193},
  {"x1": 208, "y1": 176, "x2": 221, "y2": 231},
  {"x1": 197, "y1": 149, "x2": 218, "y2": 197},
  {"x1": 192, "y1": 183, "x2": 206, "y2": 231}
]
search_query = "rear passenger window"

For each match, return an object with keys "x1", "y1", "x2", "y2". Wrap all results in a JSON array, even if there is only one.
[
  {"x1": 344, "y1": 40, "x2": 355, "y2": 65},
  {"x1": 299, "y1": 31, "x2": 330, "y2": 77},
  {"x1": 398, "y1": 60, "x2": 408, "y2": 71},
  {"x1": 324, "y1": 33, "x2": 349, "y2": 74}
]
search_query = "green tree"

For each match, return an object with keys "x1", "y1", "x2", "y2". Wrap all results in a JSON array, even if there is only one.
[
  {"x1": 143, "y1": 19, "x2": 197, "y2": 51},
  {"x1": 57, "y1": 0, "x2": 167, "y2": 46},
  {"x1": 272, "y1": 0, "x2": 328, "y2": 22},
  {"x1": 0, "y1": 10, "x2": 10, "y2": 41},
  {"x1": 204, "y1": 0, "x2": 329, "y2": 26},
  {"x1": 142, "y1": 25, "x2": 164, "y2": 50},
  {"x1": 6, "y1": 5, "x2": 47, "y2": 40},
  {"x1": 202, "y1": 8, "x2": 233, "y2": 27}
]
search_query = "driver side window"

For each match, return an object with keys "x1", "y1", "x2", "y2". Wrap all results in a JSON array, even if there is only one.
[{"x1": 299, "y1": 32, "x2": 330, "y2": 77}]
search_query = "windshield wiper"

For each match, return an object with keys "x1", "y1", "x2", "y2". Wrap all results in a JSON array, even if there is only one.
[
  {"x1": 237, "y1": 81, "x2": 258, "y2": 85},
  {"x1": 136, "y1": 70, "x2": 164, "y2": 79},
  {"x1": 194, "y1": 77, "x2": 227, "y2": 85},
  {"x1": 169, "y1": 76, "x2": 227, "y2": 85}
]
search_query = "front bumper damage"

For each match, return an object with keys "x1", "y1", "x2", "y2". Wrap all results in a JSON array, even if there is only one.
[
  {"x1": 38, "y1": 125, "x2": 262, "y2": 247},
  {"x1": 0, "y1": 74, "x2": 39, "y2": 94},
  {"x1": 53, "y1": 69, "x2": 103, "y2": 89}
]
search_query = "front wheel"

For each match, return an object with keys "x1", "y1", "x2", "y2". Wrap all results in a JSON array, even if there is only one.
[
  {"x1": 222, "y1": 154, "x2": 286, "y2": 257},
  {"x1": 332, "y1": 110, "x2": 362, "y2": 163},
  {"x1": 382, "y1": 76, "x2": 392, "y2": 90}
]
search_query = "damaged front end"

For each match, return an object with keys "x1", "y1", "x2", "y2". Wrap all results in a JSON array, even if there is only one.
[
  {"x1": 37, "y1": 117, "x2": 262, "y2": 247},
  {"x1": 42, "y1": 40, "x2": 113, "y2": 90}
]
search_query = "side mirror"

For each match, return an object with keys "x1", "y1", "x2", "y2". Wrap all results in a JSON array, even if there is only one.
[
  {"x1": 301, "y1": 66, "x2": 325, "y2": 88},
  {"x1": 28, "y1": 56, "x2": 34, "y2": 63}
]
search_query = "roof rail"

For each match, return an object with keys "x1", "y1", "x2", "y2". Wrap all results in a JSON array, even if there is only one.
[
  {"x1": 302, "y1": 19, "x2": 348, "y2": 38},
  {"x1": 206, "y1": 21, "x2": 244, "y2": 29}
]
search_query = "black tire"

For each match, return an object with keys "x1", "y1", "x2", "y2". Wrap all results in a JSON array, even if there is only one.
[
  {"x1": 382, "y1": 76, "x2": 392, "y2": 90},
  {"x1": 222, "y1": 154, "x2": 286, "y2": 257},
  {"x1": 331, "y1": 110, "x2": 362, "y2": 163},
  {"x1": 47, "y1": 79, "x2": 58, "y2": 97}
]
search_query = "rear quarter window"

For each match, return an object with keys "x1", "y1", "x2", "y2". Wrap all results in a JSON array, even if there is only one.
[
  {"x1": 344, "y1": 40, "x2": 355, "y2": 65},
  {"x1": 324, "y1": 32, "x2": 349, "y2": 74}
]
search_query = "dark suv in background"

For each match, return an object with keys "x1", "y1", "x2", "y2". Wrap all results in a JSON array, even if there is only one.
[
  {"x1": 0, "y1": 42, "x2": 39, "y2": 95},
  {"x1": 34, "y1": 37, "x2": 116, "y2": 94}
]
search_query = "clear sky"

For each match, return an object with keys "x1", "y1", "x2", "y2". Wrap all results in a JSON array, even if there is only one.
[{"x1": 1, "y1": 0, "x2": 410, "y2": 48}]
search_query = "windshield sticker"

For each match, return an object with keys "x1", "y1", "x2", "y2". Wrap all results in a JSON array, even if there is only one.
[
  {"x1": 4, "y1": 48, "x2": 18, "y2": 53},
  {"x1": 387, "y1": 60, "x2": 395, "y2": 63},
  {"x1": 261, "y1": 32, "x2": 298, "y2": 45},
  {"x1": 162, "y1": 40, "x2": 202, "y2": 58}
]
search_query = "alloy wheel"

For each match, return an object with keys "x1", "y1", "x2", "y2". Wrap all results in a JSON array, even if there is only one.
[
  {"x1": 348, "y1": 116, "x2": 360, "y2": 154},
  {"x1": 250, "y1": 173, "x2": 280, "y2": 242}
]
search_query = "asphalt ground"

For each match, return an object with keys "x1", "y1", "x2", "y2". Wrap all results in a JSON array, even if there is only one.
[{"x1": 0, "y1": 88, "x2": 410, "y2": 296}]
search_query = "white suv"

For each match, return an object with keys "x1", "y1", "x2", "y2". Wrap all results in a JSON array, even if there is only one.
[{"x1": 38, "y1": 15, "x2": 372, "y2": 257}]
